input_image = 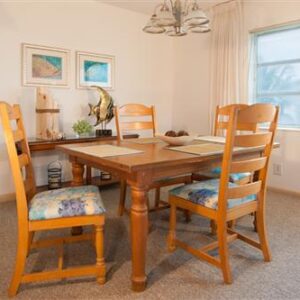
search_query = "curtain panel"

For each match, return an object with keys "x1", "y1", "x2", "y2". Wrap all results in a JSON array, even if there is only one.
[{"x1": 209, "y1": 0, "x2": 246, "y2": 130}]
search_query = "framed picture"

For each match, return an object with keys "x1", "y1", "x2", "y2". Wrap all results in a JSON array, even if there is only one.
[
  {"x1": 22, "y1": 43, "x2": 70, "y2": 88},
  {"x1": 76, "y1": 51, "x2": 115, "y2": 90}
]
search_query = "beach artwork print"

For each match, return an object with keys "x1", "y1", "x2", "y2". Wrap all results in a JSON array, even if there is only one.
[
  {"x1": 77, "y1": 51, "x2": 115, "y2": 90},
  {"x1": 32, "y1": 54, "x2": 62, "y2": 79},
  {"x1": 84, "y1": 60, "x2": 108, "y2": 83},
  {"x1": 22, "y1": 44, "x2": 70, "y2": 87}
]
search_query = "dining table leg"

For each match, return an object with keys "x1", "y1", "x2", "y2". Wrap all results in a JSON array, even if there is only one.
[
  {"x1": 130, "y1": 184, "x2": 149, "y2": 292},
  {"x1": 70, "y1": 160, "x2": 85, "y2": 236}
]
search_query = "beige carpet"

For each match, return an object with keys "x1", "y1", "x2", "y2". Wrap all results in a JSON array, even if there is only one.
[{"x1": 0, "y1": 185, "x2": 299, "y2": 300}]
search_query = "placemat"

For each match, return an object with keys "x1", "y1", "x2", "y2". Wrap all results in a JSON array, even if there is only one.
[
  {"x1": 169, "y1": 143, "x2": 225, "y2": 156},
  {"x1": 194, "y1": 135, "x2": 226, "y2": 144},
  {"x1": 71, "y1": 144, "x2": 144, "y2": 158},
  {"x1": 127, "y1": 137, "x2": 163, "y2": 144}
]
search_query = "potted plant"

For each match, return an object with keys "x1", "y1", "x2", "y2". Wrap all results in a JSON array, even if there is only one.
[{"x1": 72, "y1": 120, "x2": 93, "y2": 137}]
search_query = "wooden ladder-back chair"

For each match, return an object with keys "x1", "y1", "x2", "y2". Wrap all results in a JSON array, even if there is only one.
[
  {"x1": 167, "y1": 103, "x2": 279, "y2": 284},
  {"x1": 114, "y1": 103, "x2": 192, "y2": 216},
  {"x1": 193, "y1": 104, "x2": 258, "y2": 185},
  {"x1": 0, "y1": 102, "x2": 106, "y2": 297}
]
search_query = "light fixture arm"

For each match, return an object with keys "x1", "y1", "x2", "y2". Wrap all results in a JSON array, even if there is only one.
[{"x1": 143, "y1": 0, "x2": 210, "y2": 37}]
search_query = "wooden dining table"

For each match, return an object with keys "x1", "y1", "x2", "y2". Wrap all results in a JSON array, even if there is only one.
[{"x1": 57, "y1": 138, "x2": 274, "y2": 292}]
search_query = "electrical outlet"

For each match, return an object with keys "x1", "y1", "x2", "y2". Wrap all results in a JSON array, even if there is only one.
[{"x1": 273, "y1": 163, "x2": 282, "y2": 176}]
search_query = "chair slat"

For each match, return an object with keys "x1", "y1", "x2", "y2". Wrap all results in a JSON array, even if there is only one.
[
  {"x1": 121, "y1": 121, "x2": 154, "y2": 131},
  {"x1": 237, "y1": 104, "x2": 277, "y2": 124},
  {"x1": 18, "y1": 153, "x2": 29, "y2": 168},
  {"x1": 216, "y1": 122, "x2": 228, "y2": 130},
  {"x1": 227, "y1": 181, "x2": 261, "y2": 199},
  {"x1": 231, "y1": 157, "x2": 267, "y2": 173},
  {"x1": 119, "y1": 104, "x2": 152, "y2": 116},
  {"x1": 13, "y1": 129, "x2": 25, "y2": 142},
  {"x1": 8, "y1": 107, "x2": 21, "y2": 120},
  {"x1": 234, "y1": 132, "x2": 272, "y2": 147}
]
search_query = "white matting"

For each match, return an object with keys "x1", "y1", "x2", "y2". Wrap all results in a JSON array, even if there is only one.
[{"x1": 70, "y1": 144, "x2": 144, "y2": 158}]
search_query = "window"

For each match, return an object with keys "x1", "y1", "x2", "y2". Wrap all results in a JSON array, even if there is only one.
[{"x1": 251, "y1": 25, "x2": 300, "y2": 128}]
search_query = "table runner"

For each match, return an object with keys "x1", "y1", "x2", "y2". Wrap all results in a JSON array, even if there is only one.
[
  {"x1": 169, "y1": 143, "x2": 225, "y2": 156},
  {"x1": 127, "y1": 137, "x2": 163, "y2": 144},
  {"x1": 70, "y1": 144, "x2": 143, "y2": 158}
]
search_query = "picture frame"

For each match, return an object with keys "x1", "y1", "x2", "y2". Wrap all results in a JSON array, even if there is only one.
[
  {"x1": 76, "y1": 51, "x2": 115, "y2": 90},
  {"x1": 22, "y1": 43, "x2": 70, "y2": 88}
]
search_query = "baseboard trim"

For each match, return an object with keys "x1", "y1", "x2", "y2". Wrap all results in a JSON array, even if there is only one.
[
  {"x1": 267, "y1": 186, "x2": 300, "y2": 197},
  {"x1": 0, "y1": 193, "x2": 15, "y2": 203}
]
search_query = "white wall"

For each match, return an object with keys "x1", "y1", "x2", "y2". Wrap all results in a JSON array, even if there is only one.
[
  {"x1": 0, "y1": 2, "x2": 174, "y2": 195},
  {"x1": 172, "y1": 1, "x2": 300, "y2": 193},
  {"x1": 172, "y1": 33, "x2": 211, "y2": 135},
  {"x1": 1, "y1": 1, "x2": 300, "y2": 197}
]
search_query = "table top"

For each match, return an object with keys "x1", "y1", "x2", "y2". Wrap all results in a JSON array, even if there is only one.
[
  {"x1": 28, "y1": 134, "x2": 138, "y2": 152},
  {"x1": 57, "y1": 139, "x2": 278, "y2": 174}
]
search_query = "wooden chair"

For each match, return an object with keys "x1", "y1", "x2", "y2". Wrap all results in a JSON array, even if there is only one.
[
  {"x1": 0, "y1": 102, "x2": 106, "y2": 297},
  {"x1": 193, "y1": 104, "x2": 257, "y2": 185},
  {"x1": 167, "y1": 103, "x2": 279, "y2": 283},
  {"x1": 114, "y1": 103, "x2": 192, "y2": 216}
]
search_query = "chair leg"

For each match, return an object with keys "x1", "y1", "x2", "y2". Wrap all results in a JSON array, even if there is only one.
[
  {"x1": 167, "y1": 204, "x2": 177, "y2": 252},
  {"x1": 184, "y1": 210, "x2": 191, "y2": 223},
  {"x1": 256, "y1": 208, "x2": 271, "y2": 262},
  {"x1": 95, "y1": 225, "x2": 106, "y2": 285},
  {"x1": 217, "y1": 222, "x2": 232, "y2": 284},
  {"x1": 27, "y1": 231, "x2": 35, "y2": 256},
  {"x1": 8, "y1": 231, "x2": 29, "y2": 297},
  {"x1": 154, "y1": 188, "x2": 160, "y2": 208},
  {"x1": 210, "y1": 220, "x2": 217, "y2": 235},
  {"x1": 118, "y1": 180, "x2": 127, "y2": 216},
  {"x1": 253, "y1": 212, "x2": 258, "y2": 232}
]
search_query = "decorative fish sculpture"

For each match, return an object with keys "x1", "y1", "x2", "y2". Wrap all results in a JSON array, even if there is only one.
[{"x1": 88, "y1": 86, "x2": 114, "y2": 128}]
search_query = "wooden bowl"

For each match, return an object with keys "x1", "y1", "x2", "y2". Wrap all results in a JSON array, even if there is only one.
[{"x1": 155, "y1": 134, "x2": 195, "y2": 146}]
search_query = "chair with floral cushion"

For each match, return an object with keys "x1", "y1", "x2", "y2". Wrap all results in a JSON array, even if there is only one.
[
  {"x1": 167, "y1": 104, "x2": 279, "y2": 284},
  {"x1": 0, "y1": 102, "x2": 106, "y2": 297}
]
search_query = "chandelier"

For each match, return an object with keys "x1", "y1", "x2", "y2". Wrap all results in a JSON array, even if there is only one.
[{"x1": 143, "y1": 0, "x2": 210, "y2": 37}]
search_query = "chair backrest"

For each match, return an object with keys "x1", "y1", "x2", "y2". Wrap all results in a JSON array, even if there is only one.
[
  {"x1": 114, "y1": 103, "x2": 156, "y2": 140},
  {"x1": 217, "y1": 103, "x2": 279, "y2": 215},
  {"x1": 0, "y1": 102, "x2": 36, "y2": 224},
  {"x1": 213, "y1": 104, "x2": 258, "y2": 136}
]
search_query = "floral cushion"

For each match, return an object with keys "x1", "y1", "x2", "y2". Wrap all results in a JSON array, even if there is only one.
[
  {"x1": 169, "y1": 179, "x2": 256, "y2": 210},
  {"x1": 197, "y1": 167, "x2": 251, "y2": 183},
  {"x1": 29, "y1": 185, "x2": 105, "y2": 221}
]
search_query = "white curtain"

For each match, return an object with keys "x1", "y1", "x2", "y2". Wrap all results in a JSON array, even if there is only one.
[{"x1": 209, "y1": 0, "x2": 246, "y2": 129}]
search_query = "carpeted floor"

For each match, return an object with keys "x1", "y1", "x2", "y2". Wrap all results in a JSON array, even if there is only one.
[{"x1": 0, "y1": 185, "x2": 299, "y2": 300}]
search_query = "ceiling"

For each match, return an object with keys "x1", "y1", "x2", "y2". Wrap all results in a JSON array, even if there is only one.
[{"x1": 101, "y1": 0, "x2": 225, "y2": 15}]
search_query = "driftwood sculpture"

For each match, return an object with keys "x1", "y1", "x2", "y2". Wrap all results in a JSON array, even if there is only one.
[
  {"x1": 88, "y1": 86, "x2": 114, "y2": 130},
  {"x1": 36, "y1": 87, "x2": 62, "y2": 140}
]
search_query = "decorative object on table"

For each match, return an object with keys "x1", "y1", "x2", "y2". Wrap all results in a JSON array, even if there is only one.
[
  {"x1": 48, "y1": 161, "x2": 62, "y2": 190},
  {"x1": 72, "y1": 120, "x2": 93, "y2": 137},
  {"x1": 100, "y1": 171, "x2": 112, "y2": 181},
  {"x1": 36, "y1": 87, "x2": 64, "y2": 140},
  {"x1": 156, "y1": 134, "x2": 194, "y2": 146},
  {"x1": 76, "y1": 51, "x2": 115, "y2": 90},
  {"x1": 165, "y1": 130, "x2": 177, "y2": 137},
  {"x1": 177, "y1": 130, "x2": 189, "y2": 136},
  {"x1": 143, "y1": 0, "x2": 210, "y2": 37},
  {"x1": 165, "y1": 130, "x2": 189, "y2": 137},
  {"x1": 88, "y1": 86, "x2": 114, "y2": 136},
  {"x1": 22, "y1": 43, "x2": 70, "y2": 87}
]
